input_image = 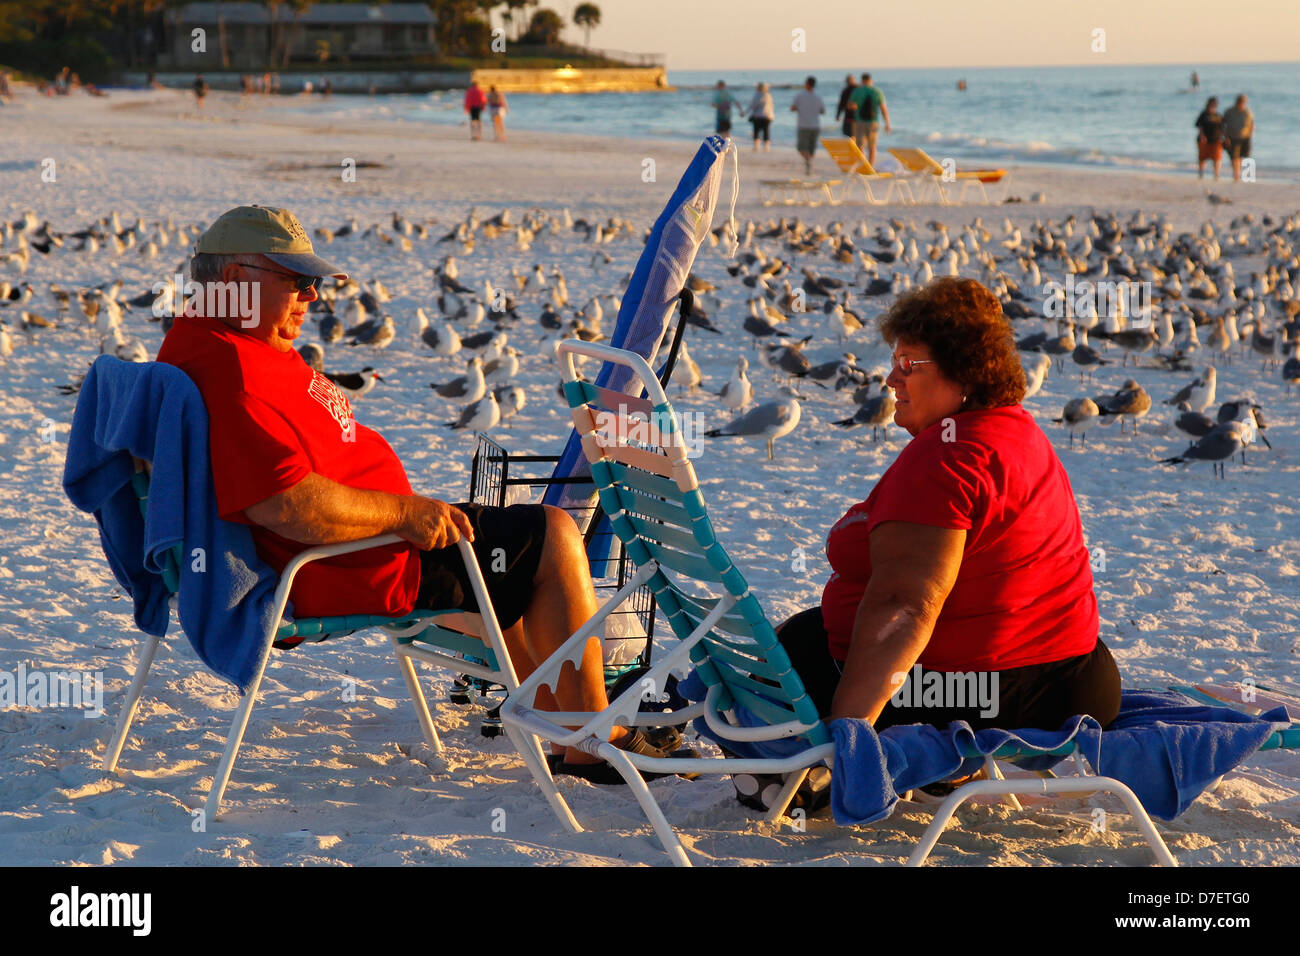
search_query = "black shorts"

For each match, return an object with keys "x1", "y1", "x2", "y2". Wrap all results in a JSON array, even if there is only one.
[
  {"x1": 774, "y1": 605, "x2": 1121, "y2": 730},
  {"x1": 1227, "y1": 136, "x2": 1251, "y2": 159},
  {"x1": 750, "y1": 116, "x2": 771, "y2": 141},
  {"x1": 716, "y1": 115, "x2": 732, "y2": 133},
  {"x1": 414, "y1": 502, "x2": 548, "y2": 630},
  {"x1": 469, "y1": 106, "x2": 483, "y2": 121}
]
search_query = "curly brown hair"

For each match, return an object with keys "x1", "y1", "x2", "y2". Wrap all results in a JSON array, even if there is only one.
[{"x1": 879, "y1": 277, "x2": 1026, "y2": 408}]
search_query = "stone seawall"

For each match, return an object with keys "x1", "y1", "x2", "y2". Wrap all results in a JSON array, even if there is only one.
[{"x1": 470, "y1": 67, "x2": 670, "y2": 93}]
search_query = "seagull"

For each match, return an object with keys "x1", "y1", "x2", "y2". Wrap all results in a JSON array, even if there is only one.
[
  {"x1": 484, "y1": 346, "x2": 520, "y2": 386},
  {"x1": 431, "y1": 357, "x2": 486, "y2": 401},
  {"x1": 1020, "y1": 351, "x2": 1051, "y2": 399},
  {"x1": 1172, "y1": 401, "x2": 1217, "y2": 440},
  {"x1": 1161, "y1": 419, "x2": 1265, "y2": 478},
  {"x1": 705, "y1": 386, "x2": 803, "y2": 460},
  {"x1": 349, "y1": 314, "x2": 395, "y2": 350},
  {"x1": 833, "y1": 383, "x2": 896, "y2": 440},
  {"x1": 675, "y1": 339, "x2": 702, "y2": 393},
  {"x1": 298, "y1": 342, "x2": 325, "y2": 373},
  {"x1": 493, "y1": 385, "x2": 527, "y2": 421},
  {"x1": 447, "y1": 391, "x2": 500, "y2": 432},
  {"x1": 718, "y1": 356, "x2": 754, "y2": 411},
  {"x1": 422, "y1": 320, "x2": 462, "y2": 357},
  {"x1": 325, "y1": 366, "x2": 382, "y2": 399},
  {"x1": 1052, "y1": 397, "x2": 1101, "y2": 448},
  {"x1": 1093, "y1": 379, "x2": 1151, "y2": 434},
  {"x1": 1164, "y1": 366, "x2": 1216, "y2": 412}
]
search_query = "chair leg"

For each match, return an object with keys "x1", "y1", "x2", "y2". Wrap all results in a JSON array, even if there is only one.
[
  {"x1": 505, "y1": 725, "x2": 584, "y2": 835},
  {"x1": 597, "y1": 742, "x2": 693, "y2": 867},
  {"x1": 203, "y1": 634, "x2": 276, "y2": 823},
  {"x1": 102, "y1": 632, "x2": 161, "y2": 773},
  {"x1": 389, "y1": 636, "x2": 443, "y2": 754},
  {"x1": 906, "y1": 776, "x2": 1177, "y2": 867},
  {"x1": 764, "y1": 767, "x2": 811, "y2": 822},
  {"x1": 983, "y1": 755, "x2": 1022, "y2": 810}
]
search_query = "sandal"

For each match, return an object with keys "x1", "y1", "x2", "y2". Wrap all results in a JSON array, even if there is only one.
[{"x1": 547, "y1": 729, "x2": 701, "y2": 785}]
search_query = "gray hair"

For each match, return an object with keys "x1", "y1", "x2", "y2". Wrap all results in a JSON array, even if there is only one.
[{"x1": 190, "y1": 251, "x2": 264, "y2": 283}]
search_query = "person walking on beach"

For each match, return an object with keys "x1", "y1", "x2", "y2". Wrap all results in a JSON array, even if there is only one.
[
  {"x1": 1194, "y1": 96, "x2": 1224, "y2": 180},
  {"x1": 464, "y1": 81, "x2": 488, "y2": 141},
  {"x1": 193, "y1": 74, "x2": 209, "y2": 108},
  {"x1": 790, "y1": 75, "x2": 825, "y2": 176},
  {"x1": 711, "y1": 80, "x2": 744, "y2": 138},
  {"x1": 835, "y1": 74, "x2": 857, "y2": 137},
  {"x1": 748, "y1": 82, "x2": 774, "y2": 152},
  {"x1": 1222, "y1": 94, "x2": 1254, "y2": 182},
  {"x1": 849, "y1": 73, "x2": 891, "y2": 167},
  {"x1": 487, "y1": 85, "x2": 508, "y2": 142}
]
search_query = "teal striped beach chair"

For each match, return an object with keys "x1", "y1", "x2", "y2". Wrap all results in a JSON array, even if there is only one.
[
  {"x1": 502, "y1": 340, "x2": 1300, "y2": 867},
  {"x1": 501, "y1": 340, "x2": 838, "y2": 866},
  {"x1": 105, "y1": 460, "x2": 573, "y2": 827}
]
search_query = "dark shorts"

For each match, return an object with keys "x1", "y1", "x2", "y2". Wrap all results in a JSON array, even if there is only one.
[
  {"x1": 415, "y1": 502, "x2": 548, "y2": 630},
  {"x1": 1227, "y1": 136, "x2": 1251, "y2": 159},
  {"x1": 775, "y1": 605, "x2": 1122, "y2": 730},
  {"x1": 750, "y1": 116, "x2": 771, "y2": 141},
  {"x1": 796, "y1": 127, "x2": 819, "y2": 154},
  {"x1": 469, "y1": 106, "x2": 483, "y2": 121},
  {"x1": 716, "y1": 114, "x2": 732, "y2": 133}
]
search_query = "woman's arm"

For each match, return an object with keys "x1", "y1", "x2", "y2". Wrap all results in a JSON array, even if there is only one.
[{"x1": 830, "y1": 521, "x2": 966, "y2": 722}]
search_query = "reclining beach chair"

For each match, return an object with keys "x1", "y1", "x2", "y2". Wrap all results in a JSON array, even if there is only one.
[
  {"x1": 756, "y1": 178, "x2": 842, "y2": 207},
  {"x1": 500, "y1": 340, "x2": 1299, "y2": 867},
  {"x1": 66, "y1": 356, "x2": 570, "y2": 825},
  {"x1": 888, "y1": 146, "x2": 1007, "y2": 204},
  {"x1": 820, "y1": 137, "x2": 914, "y2": 205}
]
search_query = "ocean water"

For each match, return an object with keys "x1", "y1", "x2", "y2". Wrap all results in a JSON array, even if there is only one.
[{"x1": 281, "y1": 62, "x2": 1300, "y2": 178}]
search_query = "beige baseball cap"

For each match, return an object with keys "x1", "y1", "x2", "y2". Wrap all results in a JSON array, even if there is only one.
[{"x1": 196, "y1": 205, "x2": 347, "y2": 279}]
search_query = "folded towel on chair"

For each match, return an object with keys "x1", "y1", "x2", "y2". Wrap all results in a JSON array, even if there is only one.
[
  {"x1": 678, "y1": 674, "x2": 1288, "y2": 825},
  {"x1": 62, "y1": 356, "x2": 280, "y2": 692}
]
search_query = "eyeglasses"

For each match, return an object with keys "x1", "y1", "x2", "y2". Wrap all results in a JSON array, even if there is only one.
[
  {"x1": 890, "y1": 355, "x2": 936, "y2": 376},
  {"x1": 240, "y1": 263, "x2": 320, "y2": 294}
]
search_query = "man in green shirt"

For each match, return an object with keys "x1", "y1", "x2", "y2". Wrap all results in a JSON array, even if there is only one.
[{"x1": 849, "y1": 73, "x2": 892, "y2": 166}]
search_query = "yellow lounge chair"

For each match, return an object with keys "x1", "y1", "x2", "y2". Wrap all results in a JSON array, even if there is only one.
[
  {"x1": 820, "y1": 138, "x2": 914, "y2": 205},
  {"x1": 888, "y1": 147, "x2": 1007, "y2": 204},
  {"x1": 757, "y1": 178, "x2": 842, "y2": 207}
]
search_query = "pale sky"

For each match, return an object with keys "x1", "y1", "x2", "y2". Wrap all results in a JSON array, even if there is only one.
[{"x1": 539, "y1": 0, "x2": 1300, "y2": 70}]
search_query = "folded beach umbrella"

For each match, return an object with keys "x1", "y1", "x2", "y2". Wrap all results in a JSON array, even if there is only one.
[{"x1": 545, "y1": 135, "x2": 738, "y2": 571}]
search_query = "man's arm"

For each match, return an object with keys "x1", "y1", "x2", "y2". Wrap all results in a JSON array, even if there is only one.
[
  {"x1": 830, "y1": 522, "x2": 965, "y2": 722},
  {"x1": 243, "y1": 472, "x2": 474, "y2": 550},
  {"x1": 880, "y1": 97, "x2": 891, "y2": 132}
]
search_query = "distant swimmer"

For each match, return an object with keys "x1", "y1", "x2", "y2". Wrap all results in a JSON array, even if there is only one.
[
  {"x1": 1191, "y1": 70, "x2": 1200, "y2": 89},
  {"x1": 957, "y1": 78, "x2": 967, "y2": 91}
]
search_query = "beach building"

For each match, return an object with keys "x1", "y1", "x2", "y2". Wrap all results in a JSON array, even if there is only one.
[{"x1": 159, "y1": 2, "x2": 439, "y2": 70}]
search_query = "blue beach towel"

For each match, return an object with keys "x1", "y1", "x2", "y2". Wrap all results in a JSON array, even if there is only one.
[
  {"x1": 62, "y1": 356, "x2": 280, "y2": 693},
  {"x1": 546, "y1": 135, "x2": 737, "y2": 573},
  {"x1": 677, "y1": 674, "x2": 1288, "y2": 824}
]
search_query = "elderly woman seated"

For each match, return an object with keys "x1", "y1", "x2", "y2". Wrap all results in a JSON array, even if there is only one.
[{"x1": 779, "y1": 277, "x2": 1120, "y2": 731}]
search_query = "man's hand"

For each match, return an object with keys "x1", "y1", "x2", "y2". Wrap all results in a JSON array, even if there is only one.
[{"x1": 397, "y1": 496, "x2": 475, "y2": 551}]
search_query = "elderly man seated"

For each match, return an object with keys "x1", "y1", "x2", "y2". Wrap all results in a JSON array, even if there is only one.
[{"x1": 158, "y1": 205, "x2": 682, "y2": 781}]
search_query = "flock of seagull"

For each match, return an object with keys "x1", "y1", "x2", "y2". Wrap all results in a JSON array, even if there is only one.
[{"x1": 2, "y1": 203, "x2": 1298, "y2": 479}]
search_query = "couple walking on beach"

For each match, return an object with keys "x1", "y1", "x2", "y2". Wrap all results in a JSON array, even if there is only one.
[
  {"x1": 712, "y1": 79, "x2": 821, "y2": 172},
  {"x1": 1195, "y1": 93, "x2": 1254, "y2": 182},
  {"x1": 464, "y1": 81, "x2": 509, "y2": 142}
]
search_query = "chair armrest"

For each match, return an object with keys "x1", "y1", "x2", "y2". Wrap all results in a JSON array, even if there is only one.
[{"x1": 275, "y1": 534, "x2": 406, "y2": 605}]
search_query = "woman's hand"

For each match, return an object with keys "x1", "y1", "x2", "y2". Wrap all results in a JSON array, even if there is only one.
[{"x1": 830, "y1": 522, "x2": 966, "y2": 723}]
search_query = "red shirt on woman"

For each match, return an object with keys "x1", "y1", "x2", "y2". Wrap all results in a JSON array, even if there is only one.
[{"x1": 821, "y1": 405, "x2": 1098, "y2": 671}]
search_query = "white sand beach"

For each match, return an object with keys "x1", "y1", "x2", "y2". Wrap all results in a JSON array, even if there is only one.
[{"x1": 1, "y1": 87, "x2": 1297, "y2": 867}]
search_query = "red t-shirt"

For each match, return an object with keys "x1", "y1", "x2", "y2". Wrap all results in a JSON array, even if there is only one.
[
  {"x1": 821, "y1": 405, "x2": 1098, "y2": 671},
  {"x1": 157, "y1": 314, "x2": 420, "y2": 618}
]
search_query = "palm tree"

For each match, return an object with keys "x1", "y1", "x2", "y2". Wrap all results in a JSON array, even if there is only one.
[{"x1": 573, "y1": 3, "x2": 600, "y2": 49}]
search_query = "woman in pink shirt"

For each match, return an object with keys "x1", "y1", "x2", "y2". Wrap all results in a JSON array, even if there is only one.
[
  {"x1": 778, "y1": 277, "x2": 1120, "y2": 732},
  {"x1": 464, "y1": 81, "x2": 487, "y2": 141}
]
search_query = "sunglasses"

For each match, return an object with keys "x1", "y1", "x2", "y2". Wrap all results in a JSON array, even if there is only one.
[
  {"x1": 891, "y1": 354, "x2": 936, "y2": 376},
  {"x1": 241, "y1": 263, "x2": 321, "y2": 294}
]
